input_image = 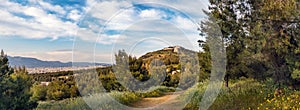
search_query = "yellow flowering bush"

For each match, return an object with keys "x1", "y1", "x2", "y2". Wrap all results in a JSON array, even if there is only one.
[{"x1": 258, "y1": 92, "x2": 300, "y2": 110}]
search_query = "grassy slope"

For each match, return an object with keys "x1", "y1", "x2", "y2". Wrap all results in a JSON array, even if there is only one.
[
  {"x1": 36, "y1": 86, "x2": 176, "y2": 110},
  {"x1": 181, "y1": 79, "x2": 300, "y2": 110},
  {"x1": 38, "y1": 79, "x2": 300, "y2": 110}
]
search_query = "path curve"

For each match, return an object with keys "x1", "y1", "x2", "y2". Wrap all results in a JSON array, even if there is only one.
[{"x1": 131, "y1": 92, "x2": 185, "y2": 110}]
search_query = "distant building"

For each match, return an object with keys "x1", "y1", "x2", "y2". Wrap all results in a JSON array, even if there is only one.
[
  {"x1": 172, "y1": 70, "x2": 181, "y2": 75},
  {"x1": 163, "y1": 46, "x2": 182, "y2": 53},
  {"x1": 173, "y1": 46, "x2": 182, "y2": 53},
  {"x1": 40, "y1": 82, "x2": 50, "y2": 86},
  {"x1": 163, "y1": 46, "x2": 174, "y2": 51}
]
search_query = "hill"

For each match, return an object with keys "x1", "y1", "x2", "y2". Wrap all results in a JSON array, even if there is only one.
[{"x1": 138, "y1": 46, "x2": 197, "y2": 69}]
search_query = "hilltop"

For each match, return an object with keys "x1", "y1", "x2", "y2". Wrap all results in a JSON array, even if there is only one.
[{"x1": 137, "y1": 46, "x2": 197, "y2": 70}]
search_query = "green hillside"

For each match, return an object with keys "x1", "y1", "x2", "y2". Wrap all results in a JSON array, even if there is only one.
[{"x1": 138, "y1": 46, "x2": 198, "y2": 70}]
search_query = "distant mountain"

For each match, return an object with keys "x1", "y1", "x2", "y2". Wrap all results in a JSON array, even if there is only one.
[{"x1": 7, "y1": 56, "x2": 111, "y2": 68}]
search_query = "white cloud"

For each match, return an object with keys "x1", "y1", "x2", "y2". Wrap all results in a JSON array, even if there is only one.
[
  {"x1": 87, "y1": 1, "x2": 132, "y2": 21},
  {"x1": 68, "y1": 10, "x2": 81, "y2": 21},
  {"x1": 97, "y1": 34, "x2": 127, "y2": 45},
  {"x1": 76, "y1": 28, "x2": 98, "y2": 42},
  {"x1": 34, "y1": 0, "x2": 66, "y2": 15},
  {"x1": 139, "y1": 9, "x2": 166, "y2": 19},
  {"x1": 0, "y1": 1, "x2": 27, "y2": 13},
  {"x1": 0, "y1": 0, "x2": 205, "y2": 43},
  {"x1": 173, "y1": 16, "x2": 199, "y2": 33},
  {"x1": 104, "y1": 8, "x2": 136, "y2": 30},
  {"x1": 82, "y1": 1, "x2": 202, "y2": 46},
  {"x1": 76, "y1": 28, "x2": 127, "y2": 45},
  {"x1": 0, "y1": 0, "x2": 77, "y2": 40}
]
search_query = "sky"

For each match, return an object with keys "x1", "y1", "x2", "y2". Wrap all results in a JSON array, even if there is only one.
[{"x1": 0, "y1": 0, "x2": 209, "y2": 64}]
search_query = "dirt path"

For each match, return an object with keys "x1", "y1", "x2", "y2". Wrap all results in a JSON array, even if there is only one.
[{"x1": 131, "y1": 92, "x2": 185, "y2": 110}]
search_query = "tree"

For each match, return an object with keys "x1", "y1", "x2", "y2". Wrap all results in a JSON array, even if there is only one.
[
  {"x1": 10, "y1": 67, "x2": 38, "y2": 109},
  {"x1": 0, "y1": 49, "x2": 12, "y2": 77},
  {"x1": 242, "y1": 0, "x2": 300, "y2": 86},
  {"x1": 0, "y1": 50, "x2": 37, "y2": 109},
  {"x1": 201, "y1": 0, "x2": 300, "y2": 87},
  {"x1": 46, "y1": 81, "x2": 70, "y2": 100},
  {"x1": 199, "y1": 0, "x2": 249, "y2": 87}
]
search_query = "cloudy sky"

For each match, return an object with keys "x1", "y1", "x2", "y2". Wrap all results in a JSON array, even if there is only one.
[{"x1": 0, "y1": 0, "x2": 209, "y2": 63}]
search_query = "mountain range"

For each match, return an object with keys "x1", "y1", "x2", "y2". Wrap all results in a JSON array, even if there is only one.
[{"x1": 7, "y1": 56, "x2": 111, "y2": 68}]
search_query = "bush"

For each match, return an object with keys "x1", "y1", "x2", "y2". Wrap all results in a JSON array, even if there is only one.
[
  {"x1": 0, "y1": 67, "x2": 38, "y2": 109},
  {"x1": 37, "y1": 98, "x2": 90, "y2": 110},
  {"x1": 181, "y1": 79, "x2": 274, "y2": 110},
  {"x1": 138, "y1": 86, "x2": 176, "y2": 98},
  {"x1": 37, "y1": 91, "x2": 141, "y2": 110},
  {"x1": 109, "y1": 91, "x2": 141, "y2": 105},
  {"x1": 37, "y1": 86, "x2": 178, "y2": 109},
  {"x1": 46, "y1": 81, "x2": 71, "y2": 100},
  {"x1": 258, "y1": 91, "x2": 300, "y2": 109},
  {"x1": 31, "y1": 84, "x2": 48, "y2": 101}
]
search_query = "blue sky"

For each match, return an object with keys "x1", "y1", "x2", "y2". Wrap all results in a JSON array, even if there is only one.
[{"x1": 0, "y1": 0, "x2": 209, "y2": 63}]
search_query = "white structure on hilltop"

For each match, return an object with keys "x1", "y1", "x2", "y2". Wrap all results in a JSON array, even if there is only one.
[{"x1": 163, "y1": 46, "x2": 182, "y2": 53}]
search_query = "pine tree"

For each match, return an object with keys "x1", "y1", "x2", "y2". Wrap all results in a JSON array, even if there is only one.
[
  {"x1": 201, "y1": 0, "x2": 300, "y2": 87},
  {"x1": 200, "y1": 1, "x2": 247, "y2": 87},
  {"x1": 245, "y1": 0, "x2": 300, "y2": 85},
  {"x1": 0, "y1": 49, "x2": 12, "y2": 77},
  {"x1": 0, "y1": 50, "x2": 37, "y2": 109}
]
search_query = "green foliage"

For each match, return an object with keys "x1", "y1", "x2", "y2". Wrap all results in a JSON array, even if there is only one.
[
  {"x1": 113, "y1": 50, "x2": 183, "y2": 91},
  {"x1": 32, "y1": 48, "x2": 190, "y2": 100},
  {"x1": 37, "y1": 91, "x2": 141, "y2": 110},
  {"x1": 31, "y1": 84, "x2": 48, "y2": 101},
  {"x1": 37, "y1": 98, "x2": 90, "y2": 110},
  {"x1": 198, "y1": 52, "x2": 211, "y2": 81},
  {"x1": 209, "y1": 79, "x2": 267, "y2": 110},
  {"x1": 181, "y1": 79, "x2": 274, "y2": 110},
  {"x1": 109, "y1": 91, "x2": 141, "y2": 105},
  {"x1": 0, "y1": 50, "x2": 38, "y2": 109},
  {"x1": 0, "y1": 49, "x2": 13, "y2": 77},
  {"x1": 201, "y1": 0, "x2": 300, "y2": 86},
  {"x1": 36, "y1": 86, "x2": 178, "y2": 110},
  {"x1": 31, "y1": 79, "x2": 80, "y2": 101},
  {"x1": 46, "y1": 81, "x2": 72, "y2": 100},
  {"x1": 138, "y1": 86, "x2": 176, "y2": 98},
  {"x1": 258, "y1": 91, "x2": 300, "y2": 109},
  {"x1": 31, "y1": 71, "x2": 73, "y2": 82}
]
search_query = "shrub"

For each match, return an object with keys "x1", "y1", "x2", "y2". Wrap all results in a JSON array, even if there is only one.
[
  {"x1": 181, "y1": 79, "x2": 274, "y2": 110},
  {"x1": 138, "y1": 86, "x2": 176, "y2": 98},
  {"x1": 37, "y1": 97, "x2": 90, "y2": 110},
  {"x1": 258, "y1": 91, "x2": 300, "y2": 109},
  {"x1": 31, "y1": 84, "x2": 48, "y2": 101},
  {"x1": 109, "y1": 91, "x2": 141, "y2": 105},
  {"x1": 37, "y1": 91, "x2": 141, "y2": 110}
]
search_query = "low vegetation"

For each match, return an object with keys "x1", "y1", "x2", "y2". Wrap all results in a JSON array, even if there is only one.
[
  {"x1": 37, "y1": 86, "x2": 177, "y2": 110},
  {"x1": 180, "y1": 78, "x2": 300, "y2": 110}
]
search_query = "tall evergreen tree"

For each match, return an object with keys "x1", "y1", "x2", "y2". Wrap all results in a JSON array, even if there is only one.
[
  {"x1": 0, "y1": 49, "x2": 12, "y2": 77},
  {"x1": 200, "y1": 1, "x2": 248, "y2": 87},
  {"x1": 0, "y1": 50, "x2": 37, "y2": 109},
  {"x1": 201, "y1": 0, "x2": 300, "y2": 87}
]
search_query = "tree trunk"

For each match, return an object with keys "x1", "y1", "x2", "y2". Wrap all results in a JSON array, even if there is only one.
[{"x1": 224, "y1": 74, "x2": 229, "y2": 87}]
